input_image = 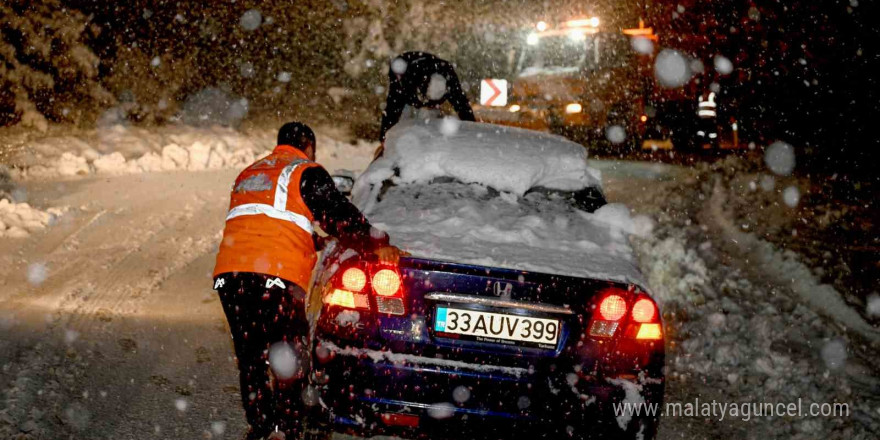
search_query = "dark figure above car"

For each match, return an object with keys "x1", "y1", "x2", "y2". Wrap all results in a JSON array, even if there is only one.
[{"x1": 380, "y1": 51, "x2": 475, "y2": 142}]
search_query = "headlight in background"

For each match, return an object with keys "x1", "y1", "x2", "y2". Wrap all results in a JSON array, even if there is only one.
[
  {"x1": 565, "y1": 103, "x2": 583, "y2": 114},
  {"x1": 527, "y1": 33, "x2": 539, "y2": 45},
  {"x1": 568, "y1": 29, "x2": 587, "y2": 42},
  {"x1": 509, "y1": 104, "x2": 521, "y2": 113}
]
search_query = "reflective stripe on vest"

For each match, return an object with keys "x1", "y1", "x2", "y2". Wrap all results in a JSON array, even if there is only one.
[
  {"x1": 697, "y1": 92, "x2": 717, "y2": 118},
  {"x1": 225, "y1": 159, "x2": 314, "y2": 234},
  {"x1": 698, "y1": 92, "x2": 717, "y2": 109}
]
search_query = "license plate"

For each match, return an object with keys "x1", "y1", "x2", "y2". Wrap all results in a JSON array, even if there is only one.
[{"x1": 434, "y1": 307, "x2": 560, "y2": 349}]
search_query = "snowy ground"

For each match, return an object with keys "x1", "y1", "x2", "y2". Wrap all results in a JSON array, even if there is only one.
[
  {"x1": 0, "y1": 128, "x2": 878, "y2": 439},
  {"x1": 600, "y1": 160, "x2": 880, "y2": 439}
]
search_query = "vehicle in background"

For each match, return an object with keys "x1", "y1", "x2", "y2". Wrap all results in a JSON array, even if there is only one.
[
  {"x1": 306, "y1": 120, "x2": 665, "y2": 440},
  {"x1": 473, "y1": 18, "x2": 661, "y2": 150}
]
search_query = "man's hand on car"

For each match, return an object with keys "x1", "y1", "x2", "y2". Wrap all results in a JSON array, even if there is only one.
[{"x1": 374, "y1": 245, "x2": 402, "y2": 264}]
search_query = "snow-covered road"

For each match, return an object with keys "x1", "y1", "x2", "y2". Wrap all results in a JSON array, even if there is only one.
[{"x1": 1, "y1": 142, "x2": 877, "y2": 439}]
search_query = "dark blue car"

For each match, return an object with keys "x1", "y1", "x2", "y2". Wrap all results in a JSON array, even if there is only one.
[{"x1": 305, "y1": 120, "x2": 665, "y2": 440}]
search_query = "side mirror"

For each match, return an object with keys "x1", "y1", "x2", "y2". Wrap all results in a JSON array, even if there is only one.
[{"x1": 331, "y1": 175, "x2": 355, "y2": 195}]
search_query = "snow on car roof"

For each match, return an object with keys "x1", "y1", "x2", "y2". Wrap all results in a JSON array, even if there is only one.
[
  {"x1": 352, "y1": 119, "x2": 647, "y2": 284},
  {"x1": 380, "y1": 118, "x2": 602, "y2": 196}
]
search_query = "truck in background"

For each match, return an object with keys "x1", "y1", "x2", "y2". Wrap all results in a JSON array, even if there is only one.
[{"x1": 473, "y1": 18, "x2": 662, "y2": 150}]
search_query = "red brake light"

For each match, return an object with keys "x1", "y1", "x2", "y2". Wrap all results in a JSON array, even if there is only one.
[
  {"x1": 599, "y1": 295, "x2": 627, "y2": 321},
  {"x1": 631, "y1": 298, "x2": 657, "y2": 323},
  {"x1": 371, "y1": 269, "x2": 401, "y2": 296},
  {"x1": 341, "y1": 267, "x2": 367, "y2": 292}
]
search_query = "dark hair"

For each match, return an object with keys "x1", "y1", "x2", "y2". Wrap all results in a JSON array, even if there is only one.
[{"x1": 277, "y1": 122, "x2": 316, "y2": 150}]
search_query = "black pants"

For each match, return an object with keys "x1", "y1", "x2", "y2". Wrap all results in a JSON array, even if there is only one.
[{"x1": 214, "y1": 272, "x2": 310, "y2": 438}]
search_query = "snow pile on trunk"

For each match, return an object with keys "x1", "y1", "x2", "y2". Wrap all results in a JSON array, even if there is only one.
[
  {"x1": 373, "y1": 119, "x2": 602, "y2": 196},
  {"x1": 368, "y1": 181, "x2": 649, "y2": 285},
  {"x1": 354, "y1": 120, "x2": 644, "y2": 284},
  {"x1": 0, "y1": 199, "x2": 65, "y2": 238}
]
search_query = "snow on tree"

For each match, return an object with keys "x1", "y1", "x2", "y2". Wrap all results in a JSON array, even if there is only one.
[{"x1": 0, "y1": 0, "x2": 114, "y2": 130}]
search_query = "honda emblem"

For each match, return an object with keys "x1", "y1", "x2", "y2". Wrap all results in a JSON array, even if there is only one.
[{"x1": 493, "y1": 281, "x2": 513, "y2": 297}]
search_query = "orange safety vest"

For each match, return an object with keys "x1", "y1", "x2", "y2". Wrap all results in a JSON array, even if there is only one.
[{"x1": 213, "y1": 145, "x2": 320, "y2": 289}]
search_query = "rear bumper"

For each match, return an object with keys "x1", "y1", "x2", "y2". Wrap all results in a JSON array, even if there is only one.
[{"x1": 312, "y1": 338, "x2": 664, "y2": 438}]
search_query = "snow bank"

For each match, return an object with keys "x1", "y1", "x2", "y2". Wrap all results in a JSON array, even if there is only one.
[
  {"x1": 11, "y1": 125, "x2": 264, "y2": 178},
  {"x1": 8, "y1": 124, "x2": 377, "y2": 179},
  {"x1": 0, "y1": 198, "x2": 65, "y2": 239},
  {"x1": 633, "y1": 234, "x2": 709, "y2": 305},
  {"x1": 627, "y1": 161, "x2": 880, "y2": 438},
  {"x1": 374, "y1": 119, "x2": 602, "y2": 196},
  {"x1": 707, "y1": 180, "x2": 880, "y2": 343}
]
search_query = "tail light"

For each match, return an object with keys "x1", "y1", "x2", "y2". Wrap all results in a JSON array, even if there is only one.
[
  {"x1": 324, "y1": 262, "x2": 406, "y2": 316},
  {"x1": 372, "y1": 269, "x2": 401, "y2": 296},
  {"x1": 341, "y1": 267, "x2": 367, "y2": 291},
  {"x1": 371, "y1": 266, "x2": 405, "y2": 315},
  {"x1": 628, "y1": 295, "x2": 661, "y2": 340},
  {"x1": 599, "y1": 295, "x2": 626, "y2": 320},
  {"x1": 588, "y1": 288, "x2": 662, "y2": 341},
  {"x1": 325, "y1": 265, "x2": 371, "y2": 310},
  {"x1": 589, "y1": 290, "x2": 627, "y2": 338},
  {"x1": 631, "y1": 298, "x2": 656, "y2": 323}
]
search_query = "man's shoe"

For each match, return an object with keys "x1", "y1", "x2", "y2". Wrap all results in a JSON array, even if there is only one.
[
  {"x1": 266, "y1": 430, "x2": 286, "y2": 440},
  {"x1": 244, "y1": 427, "x2": 273, "y2": 440}
]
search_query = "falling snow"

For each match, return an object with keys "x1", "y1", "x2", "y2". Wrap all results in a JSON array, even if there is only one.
[
  {"x1": 239, "y1": 61, "x2": 255, "y2": 78},
  {"x1": 654, "y1": 49, "x2": 691, "y2": 88},
  {"x1": 713, "y1": 55, "x2": 733, "y2": 75},
  {"x1": 820, "y1": 339, "x2": 847, "y2": 370},
  {"x1": 867, "y1": 294, "x2": 880, "y2": 317},
  {"x1": 391, "y1": 57, "x2": 408, "y2": 75},
  {"x1": 210, "y1": 421, "x2": 227, "y2": 436},
  {"x1": 0, "y1": 3, "x2": 875, "y2": 440},
  {"x1": 452, "y1": 386, "x2": 471, "y2": 403},
  {"x1": 425, "y1": 74, "x2": 447, "y2": 101},
  {"x1": 438, "y1": 116, "x2": 461, "y2": 136},
  {"x1": 605, "y1": 125, "x2": 626, "y2": 144},
  {"x1": 764, "y1": 141, "x2": 796, "y2": 176},
  {"x1": 268, "y1": 341, "x2": 299, "y2": 380},
  {"x1": 427, "y1": 402, "x2": 455, "y2": 419},
  {"x1": 26, "y1": 262, "x2": 48, "y2": 285},
  {"x1": 759, "y1": 174, "x2": 776, "y2": 192},
  {"x1": 782, "y1": 185, "x2": 800, "y2": 207},
  {"x1": 631, "y1": 37, "x2": 654, "y2": 55},
  {"x1": 239, "y1": 9, "x2": 262, "y2": 31}
]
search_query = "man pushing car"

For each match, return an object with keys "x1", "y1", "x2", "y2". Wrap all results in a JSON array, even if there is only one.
[{"x1": 212, "y1": 122, "x2": 399, "y2": 439}]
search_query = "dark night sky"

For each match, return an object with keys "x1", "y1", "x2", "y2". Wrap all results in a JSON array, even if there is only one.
[{"x1": 7, "y1": 0, "x2": 878, "y2": 173}]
